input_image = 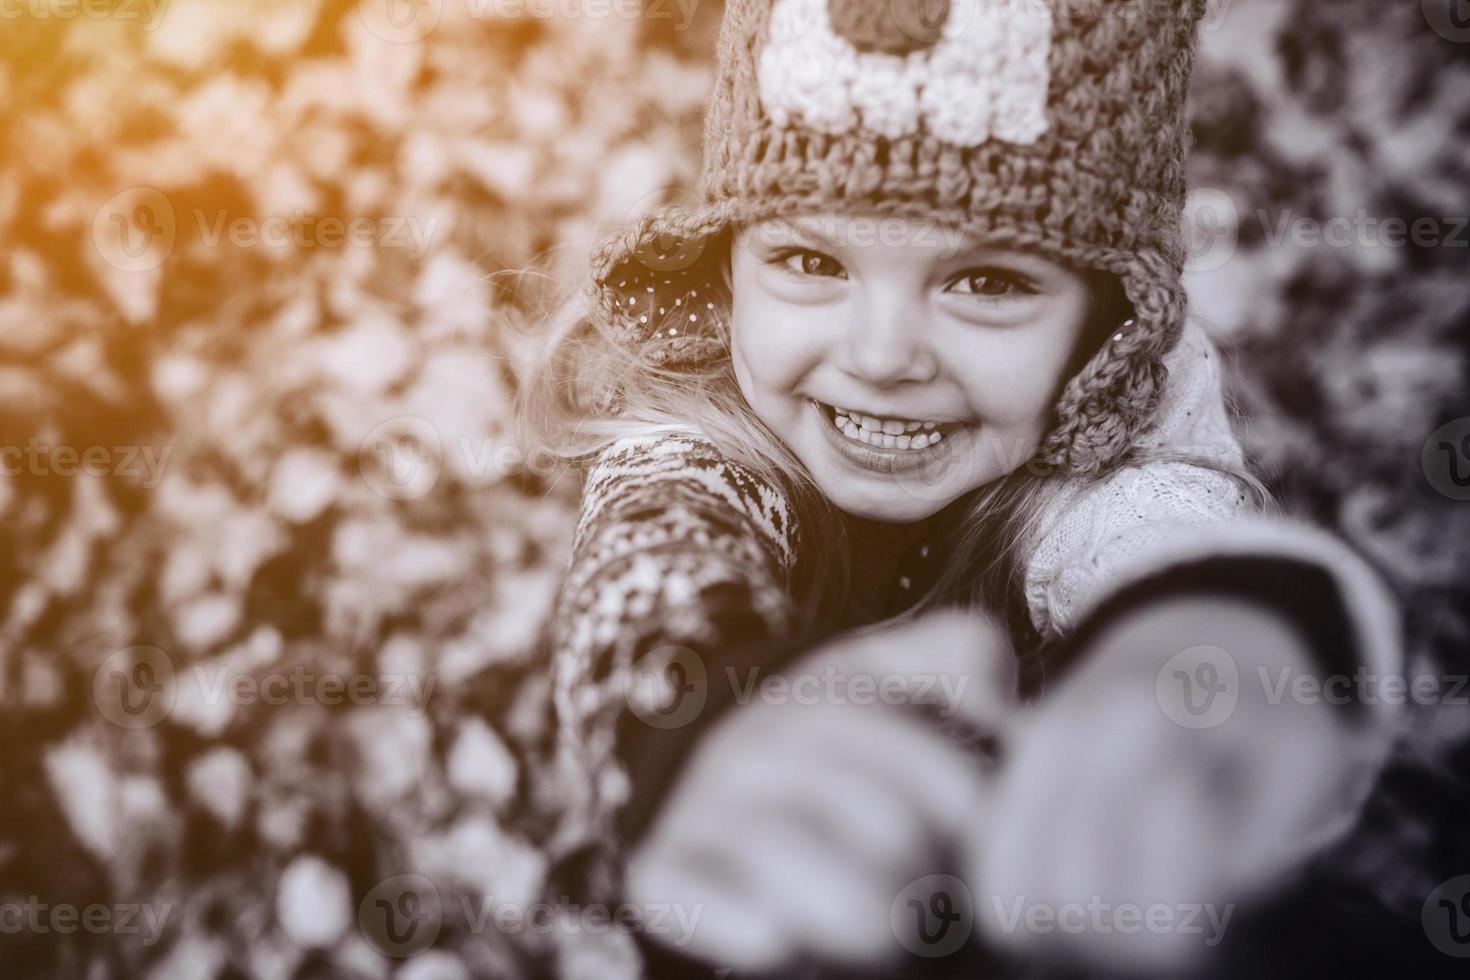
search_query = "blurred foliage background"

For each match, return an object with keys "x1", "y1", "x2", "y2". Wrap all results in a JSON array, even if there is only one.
[{"x1": 0, "y1": 0, "x2": 1466, "y2": 975}]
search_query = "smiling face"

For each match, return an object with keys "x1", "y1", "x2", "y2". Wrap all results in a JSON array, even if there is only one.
[{"x1": 729, "y1": 213, "x2": 1098, "y2": 523}]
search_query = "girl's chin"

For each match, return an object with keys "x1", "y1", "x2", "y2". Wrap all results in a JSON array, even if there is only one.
[
  {"x1": 824, "y1": 490, "x2": 953, "y2": 523},
  {"x1": 805, "y1": 449, "x2": 970, "y2": 522}
]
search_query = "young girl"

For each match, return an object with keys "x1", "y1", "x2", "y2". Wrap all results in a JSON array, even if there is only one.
[{"x1": 520, "y1": 0, "x2": 1403, "y2": 974}]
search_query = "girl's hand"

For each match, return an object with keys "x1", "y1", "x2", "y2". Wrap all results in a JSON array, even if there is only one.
[
  {"x1": 970, "y1": 595, "x2": 1371, "y2": 974},
  {"x1": 625, "y1": 610, "x2": 1013, "y2": 973}
]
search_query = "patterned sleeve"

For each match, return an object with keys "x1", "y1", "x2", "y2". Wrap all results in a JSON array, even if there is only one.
[{"x1": 547, "y1": 428, "x2": 799, "y2": 849}]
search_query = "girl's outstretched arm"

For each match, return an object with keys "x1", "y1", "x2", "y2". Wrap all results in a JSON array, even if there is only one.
[
  {"x1": 1025, "y1": 320, "x2": 1402, "y2": 697},
  {"x1": 548, "y1": 431, "x2": 1014, "y2": 974},
  {"x1": 545, "y1": 429, "x2": 800, "y2": 858},
  {"x1": 989, "y1": 322, "x2": 1405, "y2": 972}
]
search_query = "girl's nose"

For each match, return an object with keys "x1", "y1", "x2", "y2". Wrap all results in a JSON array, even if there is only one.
[{"x1": 838, "y1": 296, "x2": 940, "y2": 387}]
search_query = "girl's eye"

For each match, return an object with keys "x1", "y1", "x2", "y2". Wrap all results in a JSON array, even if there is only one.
[
  {"x1": 946, "y1": 268, "x2": 1035, "y2": 298},
  {"x1": 777, "y1": 248, "x2": 846, "y2": 279}
]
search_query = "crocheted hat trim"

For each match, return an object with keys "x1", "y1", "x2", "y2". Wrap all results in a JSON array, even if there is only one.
[{"x1": 706, "y1": 122, "x2": 1185, "y2": 249}]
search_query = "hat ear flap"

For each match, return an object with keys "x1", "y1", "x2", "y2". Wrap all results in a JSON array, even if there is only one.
[
  {"x1": 589, "y1": 207, "x2": 732, "y2": 369},
  {"x1": 1040, "y1": 249, "x2": 1185, "y2": 474}
]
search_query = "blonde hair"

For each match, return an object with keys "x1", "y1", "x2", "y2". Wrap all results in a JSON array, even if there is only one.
[{"x1": 514, "y1": 233, "x2": 1269, "y2": 656}]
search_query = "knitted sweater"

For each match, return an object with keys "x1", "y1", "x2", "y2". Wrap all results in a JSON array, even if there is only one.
[{"x1": 547, "y1": 321, "x2": 1403, "y2": 892}]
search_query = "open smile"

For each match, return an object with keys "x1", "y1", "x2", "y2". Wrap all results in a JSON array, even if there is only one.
[{"x1": 810, "y1": 399, "x2": 971, "y2": 473}]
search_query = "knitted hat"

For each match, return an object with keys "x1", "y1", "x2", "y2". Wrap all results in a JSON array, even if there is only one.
[{"x1": 589, "y1": 0, "x2": 1208, "y2": 474}]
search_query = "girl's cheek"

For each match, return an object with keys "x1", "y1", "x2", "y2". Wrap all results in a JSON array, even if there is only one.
[
  {"x1": 952, "y1": 338, "x2": 1073, "y2": 428},
  {"x1": 733, "y1": 306, "x2": 826, "y2": 388},
  {"x1": 952, "y1": 290, "x2": 1091, "y2": 413}
]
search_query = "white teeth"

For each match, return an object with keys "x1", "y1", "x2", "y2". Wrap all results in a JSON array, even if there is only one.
[{"x1": 823, "y1": 402, "x2": 953, "y2": 450}]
